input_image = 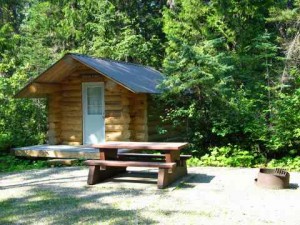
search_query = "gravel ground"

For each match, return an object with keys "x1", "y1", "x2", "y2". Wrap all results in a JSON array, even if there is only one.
[{"x1": 0, "y1": 166, "x2": 299, "y2": 225}]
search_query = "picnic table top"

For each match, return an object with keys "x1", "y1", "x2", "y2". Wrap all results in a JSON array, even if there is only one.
[{"x1": 92, "y1": 141, "x2": 189, "y2": 150}]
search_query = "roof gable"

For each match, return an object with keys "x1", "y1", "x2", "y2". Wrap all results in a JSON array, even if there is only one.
[{"x1": 15, "y1": 53, "x2": 164, "y2": 98}]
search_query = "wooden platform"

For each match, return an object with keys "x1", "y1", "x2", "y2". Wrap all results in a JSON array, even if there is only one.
[{"x1": 11, "y1": 145, "x2": 101, "y2": 159}]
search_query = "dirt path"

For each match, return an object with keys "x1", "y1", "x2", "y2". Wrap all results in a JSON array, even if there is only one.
[{"x1": 0, "y1": 166, "x2": 299, "y2": 225}]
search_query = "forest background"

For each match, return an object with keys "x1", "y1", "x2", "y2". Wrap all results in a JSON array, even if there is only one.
[{"x1": 1, "y1": 0, "x2": 300, "y2": 170}]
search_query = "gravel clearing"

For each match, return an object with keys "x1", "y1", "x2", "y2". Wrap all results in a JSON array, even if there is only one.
[{"x1": 0, "y1": 166, "x2": 299, "y2": 225}]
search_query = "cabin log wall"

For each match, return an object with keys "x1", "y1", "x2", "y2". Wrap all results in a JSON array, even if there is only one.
[
  {"x1": 47, "y1": 63, "x2": 148, "y2": 144},
  {"x1": 47, "y1": 93, "x2": 62, "y2": 144},
  {"x1": 129, "y1": 94, "x2": 148, "y2": 141}
]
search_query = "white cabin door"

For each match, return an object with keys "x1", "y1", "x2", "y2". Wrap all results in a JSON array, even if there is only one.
[{"x1": 82, "y1": 82, "x2": 105, "y2": 144}]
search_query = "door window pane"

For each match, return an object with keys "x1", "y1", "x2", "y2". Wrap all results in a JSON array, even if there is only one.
[{"x1": 87, "y1": 86, "x2": 102, "y2": 115}]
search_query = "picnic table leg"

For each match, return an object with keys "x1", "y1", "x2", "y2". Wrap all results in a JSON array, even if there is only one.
[
  {"x1": 87, "y1": 148, "x2": 126, "y2": 185},
  {"x1": 87, "y1": 166, "x2": 127, "y2": 185},
  {"x1": 157, "y1": 151, "x2": 188, "y2": 189},
  {"x1": 157, "y1": 164, "x2": 187, "y2": 189}
]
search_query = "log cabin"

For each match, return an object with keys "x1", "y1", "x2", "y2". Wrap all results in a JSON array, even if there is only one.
[{"x1": 15, "y1": 53, "x2": 165, "y2": 146}]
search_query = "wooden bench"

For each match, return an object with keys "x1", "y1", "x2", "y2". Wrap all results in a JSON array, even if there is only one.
[
  {"x1": 84, "y1": 160, "x2": 178, "y2": 188},
  {"x1": 85, "y1": 160, "x2": 176, "y2": 169}
]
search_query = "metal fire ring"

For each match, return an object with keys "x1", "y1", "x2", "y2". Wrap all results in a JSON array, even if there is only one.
[{"x1": 255, "y1": 168, "x2": 290, "y2": 189}]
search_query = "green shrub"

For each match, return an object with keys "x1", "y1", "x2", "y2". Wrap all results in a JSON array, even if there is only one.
[
  {"x1": 0, "y1": 154, "x2": 48, "y2": 172},
  {"x1": 187, "y1": 145, "x2": 266, "y2": 168},
  {"x1": 267, "y1": 156, "x2": 300, "y2": 172},
  {"x1": 0, "y1": 133, "x2": 12, "y2": 152}
]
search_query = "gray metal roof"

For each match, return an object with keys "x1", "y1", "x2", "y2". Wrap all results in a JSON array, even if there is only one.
[{"x1": 70, "y1": 53, "x2": 164, "y2": 93}]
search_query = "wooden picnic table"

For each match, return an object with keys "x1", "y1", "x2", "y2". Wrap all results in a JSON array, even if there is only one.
[{"x1": 84, "y1": 141, "x2": 190, "y2": 189}]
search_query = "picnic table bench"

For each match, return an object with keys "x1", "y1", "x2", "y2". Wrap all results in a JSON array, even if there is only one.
[{"x1": 84, "y1": 141, "x2": 190, "y2": 189}]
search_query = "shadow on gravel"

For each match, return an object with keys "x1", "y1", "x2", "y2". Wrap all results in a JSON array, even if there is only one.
[
  {"x1": 186, "y1": 173, "x2": 215, "y2": 184},
  {"x1": 171, "y1": 173, "x2": 215, "y2": 189},
  {"x1": 0, "y1": 182, "x2": 156, "y2": 225},
  {"x1": 109, "y1": 171, "x2": 157, "y2": 185}
]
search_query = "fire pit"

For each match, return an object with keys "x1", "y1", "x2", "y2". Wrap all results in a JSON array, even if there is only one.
[{"x1": 255, "y1": 168, "x2": 290, "y2": 189}]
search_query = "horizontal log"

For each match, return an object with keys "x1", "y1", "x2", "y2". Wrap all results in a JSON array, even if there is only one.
[
  {"x1": 62, "y1": 91, "x2": 81, "y2": 97},
  {"x1": 106, "y1": 136, "x2": 130, "y2": 142},
  {"x1": 48, "y1": 95, "x2": 62, "y2": 101},
  {"x1": 130, "y1": 106, "x2": 147, "y2": 111},
  {"x1": 105, "y1": 130, "x2": 130, "y2": 140},
  {"x1": 105, "y1": 117, "x2": 130, "y2": 124},
  {"x1": 48, "y1": 102, "x2": 61, "y2": 108},
  {"x1": 61, "y1": 141, "x2": 82, "y2": 146},
  {"x1": 48, "y1": 109, "x2": 61, "y2": 115},
  {"x1": 81, "y1": 77, "x2": 104, "y2": 82},
  {"x1": 61, "y1": 85, "x2": 81, "y2": 91},
  {"x1": 61, "y1": 105, "x2": 82, "y2": 111},
  {"x1": 61, "y1": 97, "x2": 81, "y2": 102},
  {"x1": 61, "y1": 79, "x2": 82, "y2": 84},
  {"x1": 60, "y1": 102, "x2": 82, "y2": 107},
  {"x1": 105, "y1": 124, "x2": 129, "y2": 132},
  {"x1": 105, "y1": 105, "x2": 123, "y2": 111},
  {"x1": 106, "y1": 88, "x2": 129, "y2": 94},
  {"x1": 105, "y1": 101, "x2": 122, "y2": 106},
  {"x1": 131, "y1": 125, "x2": 147, "y2": 131},
  {"x1": 105, "y1": 95, "x2": 121, "y2": 102},
  {"x1": 134, "y1": 133, "x2": 147, "y2": 141},
  {"x1": 61, "y1": 132, "x2": 82, "y2": 141},
  {"x1": 48, "y1": 107, "x2": 61, "y2": 112},
  {"x1": 61, "y1": 111, "x2": 82, "y2": 117},
  {"x1": 76, "y1": 67, "x2": 99, "y2": 73},
  {"x1": 122, "y1": 98, "x2": 130, "y2": 106},
  {"x1": 29, "y1": 83, "x2": 61, "y2": 94},
  {"x1": 61, "y1": 126, "x2": 82, "y2": 132},
  {"x1": 61, "y1": 119, "x2": 82, "y2": 125},
  {"x1": 105, "y1": 110, "x2": 122, "y2": 117},
  {"x1": 61, "y1": 138, "x2": 82, "y2": 143},
  {"x1": 130, "y1": 111, "x2": 146, "y2": 117},
  {"x1": 131, "y1": 117, "x2": 147, "y2": 124}
]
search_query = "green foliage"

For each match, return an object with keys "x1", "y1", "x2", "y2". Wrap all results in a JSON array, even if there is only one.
[
  {"x1": 267, "y1": 156, "x2": 300, "y2": 172},
  {"x1": 162, "y1": 0, "x2": 300, "y2": 159},
  {"x1": 0, "y1": 154, "x2": 48, "y2": 172},
  {"x1": 188, "y1": 145, "x2": 265, "y2": 168},
  {"x1": 0, "y1": 134, "x2": 12, "y2": 152},
  {"x1": 0, "y1": 73, "x2": 47, "y2": 150}
]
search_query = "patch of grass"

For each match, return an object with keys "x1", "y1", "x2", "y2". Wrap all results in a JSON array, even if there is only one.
[
  {"x1": 0, "y1": 154, "x2": 49, "y2": 173},
  {"x1": 0, "y1": 189, "x2": 155, "y2": 225}
]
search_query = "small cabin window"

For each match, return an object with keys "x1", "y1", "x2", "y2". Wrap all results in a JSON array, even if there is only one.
[{"x1": 87, "y1": 87, "x2": 103, "y2": 115}]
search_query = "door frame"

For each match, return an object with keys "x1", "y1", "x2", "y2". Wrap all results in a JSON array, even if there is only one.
[{"x1": 82, "y1": 82, "x2": 105, "y2": 144}]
